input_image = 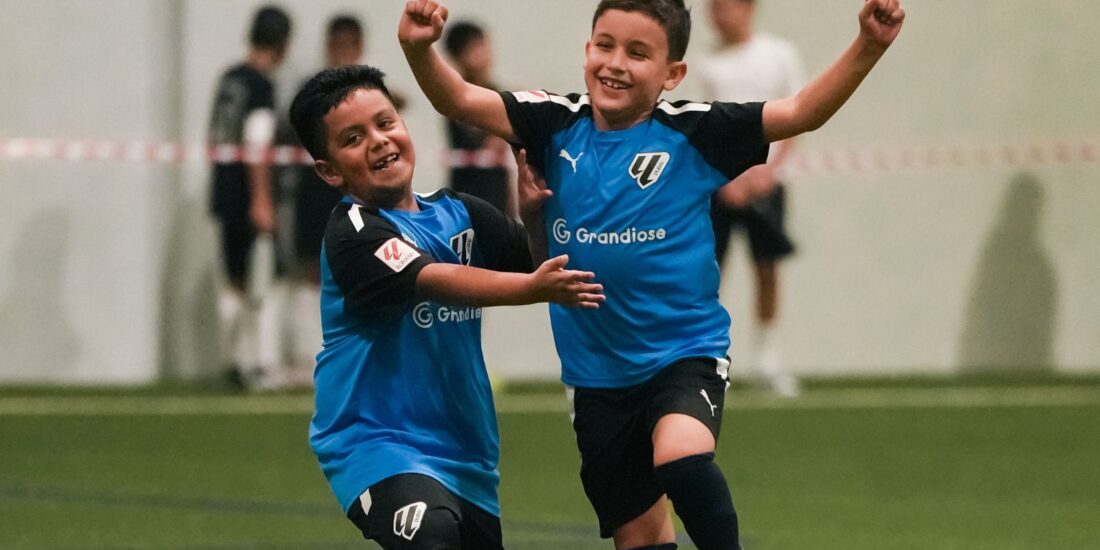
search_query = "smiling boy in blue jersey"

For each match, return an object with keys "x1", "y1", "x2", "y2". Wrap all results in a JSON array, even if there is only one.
[
  {"x1": 288, "y1": 64, "x2": 604, "y2": 549},
  {"x1": 400, "y1": 1, "x2": 905, "y2": 548}
]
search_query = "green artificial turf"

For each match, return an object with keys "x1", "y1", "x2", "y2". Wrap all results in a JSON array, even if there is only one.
[{"x1": 1, "y1": 383, "x2": 1098, "y2": 549}]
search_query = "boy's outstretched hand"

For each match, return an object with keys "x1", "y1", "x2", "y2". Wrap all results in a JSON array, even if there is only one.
[
  {"x1": 398, "y1": 0, "x2": 448, "y2": 50},
  {"x1": 530, "y1": 255, "x2": 604, "y2": 309},
  {"x1": 859, "y1": 0, "x2": 905, "y2": 48}
]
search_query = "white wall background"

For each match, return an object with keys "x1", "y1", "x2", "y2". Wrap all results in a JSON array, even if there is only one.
[{"x1": 1, "y1": 0, "x2": 1097, "y2": 383}]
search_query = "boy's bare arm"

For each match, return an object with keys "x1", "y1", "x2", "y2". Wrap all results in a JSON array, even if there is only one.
[
  {"x1": 246, "y1": 162, "x2": 275, "y2": 233},
  {"x1": 416, "y1": 255, "x2": 603, "y2": 309},
  {"x1": 762, "y1": 0, "x2": 905, "y2": 142},
  {"x1": 398, "y1": 0, "x2": 516, "y2": 141}
]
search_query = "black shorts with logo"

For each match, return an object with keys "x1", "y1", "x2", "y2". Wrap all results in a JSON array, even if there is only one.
[
  {"x1": 710, "y1": 182, "x2": 795, "y2": 263},
  {"x1": 570, "y1": 357, "x2": 730, "y2": 538},
  {"x1": 346, "y1": 473, "x2": 503, "y2": 550}
]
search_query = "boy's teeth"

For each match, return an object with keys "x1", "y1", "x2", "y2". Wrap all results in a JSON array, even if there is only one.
[{"x1": 373, "y1": 154, "x2": 397, "y2": 169}]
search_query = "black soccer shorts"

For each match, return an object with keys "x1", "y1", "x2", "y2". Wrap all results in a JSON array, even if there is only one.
[
  {"x1": 711, "y1": 182, "x2": 795, "y2": 263},
  {"x1": 569, "y1": 357, "x2": 730, "y2": 538},
  {"x1": 346, "y1": 473, "x2": 503, "y2": 550}
]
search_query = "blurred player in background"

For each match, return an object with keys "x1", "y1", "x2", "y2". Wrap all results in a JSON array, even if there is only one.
[
  {"x1": 443, "y1": 20, "x2": 516, "y2": 217},
  {"x1": 288, "y1": 64, "x2": 603, "y2": 548},
  {"x1": 699, "y1": 0, "x2": 804, "y2": 397},
  {"x1": 207, "y1": 5, "x2": 292, "y2": 390},
  {"x1": 280, "y1": 15, "x2": 365, "y2": 385}
]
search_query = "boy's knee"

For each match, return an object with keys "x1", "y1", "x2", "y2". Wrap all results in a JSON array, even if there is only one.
[{"x1": 652, "y1": 414, "x2": 716, "y2": 466}]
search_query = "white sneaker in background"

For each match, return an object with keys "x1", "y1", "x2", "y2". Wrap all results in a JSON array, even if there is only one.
[{"x1": 758, "y1": 347, "x2": 800, "y2": 398}]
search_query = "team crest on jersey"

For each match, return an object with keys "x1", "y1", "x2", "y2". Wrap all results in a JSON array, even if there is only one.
[
  {"x1": 449, "y1": 228, "x2": 475, "y2": 265},
  {"x1": 629, "y1": 152, "x2": 670, "y2": 189},
  {"x1": 374, "y1": 237, "x2": 420, "y2": 272}
]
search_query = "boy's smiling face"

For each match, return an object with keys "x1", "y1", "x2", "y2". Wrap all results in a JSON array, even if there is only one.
[
  {"x1": 585, "y1": 9, "x2": 687, "y2": 130},
  {"x1": 315, "y1": 88, "x2": 416, "y2": 209}
]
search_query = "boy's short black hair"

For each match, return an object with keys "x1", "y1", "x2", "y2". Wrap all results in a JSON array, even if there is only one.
[
  {"x1": 289, "y1": 65, "x2": 393, "y2": 161},
  {"x1": 249, "y1": 5, "x2": 292, "y2": 50},
  {"x1": 443, "y1": 21, "x2": 485, "y2": 58},
  {"x1": 327, "y1": 14, "x2": 363, "y2": 38},
  {"x1": 593, "y1": 0, "x2": 691, "y2": 61}
]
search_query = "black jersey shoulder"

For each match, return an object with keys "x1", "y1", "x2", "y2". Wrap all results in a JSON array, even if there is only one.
[
  {"x1": 499, "y1": 91, "x2": 592, "y2": 174},
  {"x1": 324, "y1": 200, "x2": 396, "y2": 241},
  {"x1": 322, "y1": 201, "x2": 434, "y2": 316},
  {"x1": 651, "y1": 99, "x2": 770, "y2": 181}
]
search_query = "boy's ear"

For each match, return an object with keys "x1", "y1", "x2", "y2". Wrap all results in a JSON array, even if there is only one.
[
  {"x1": 313, "y1": 159, "x2": 344, "y2": 189},
  {"x1": 663, "y1": 60, "x2": 688, "y2": 92}
]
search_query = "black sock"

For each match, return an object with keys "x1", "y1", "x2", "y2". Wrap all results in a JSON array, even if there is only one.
[
  {"x1": 625, "y1": 545, "x2": 678, "y2": 550},
  {"x1": 654, "y1": 452, "x2": 740, "y2": 550}
]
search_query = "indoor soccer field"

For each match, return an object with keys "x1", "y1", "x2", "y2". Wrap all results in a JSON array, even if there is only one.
[{"x1": 3, "y1": 377, "x2": 1099, "y2": 550}]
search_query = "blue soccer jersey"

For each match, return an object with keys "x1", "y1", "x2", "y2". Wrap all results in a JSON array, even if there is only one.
[
  {"x1": 309, "y1": 190, "x2": 533, "y2": 516},
  {"x1": 501, "y1": 91, "x2": 769, "y2": 388}
]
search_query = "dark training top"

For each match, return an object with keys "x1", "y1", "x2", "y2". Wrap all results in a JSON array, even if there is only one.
[
  {"x1": 446, "y1": 118, "x2": 511, "y2": 214},
  {"x1": 207, "y1": 63, "x2": 274, "y2": 217}
]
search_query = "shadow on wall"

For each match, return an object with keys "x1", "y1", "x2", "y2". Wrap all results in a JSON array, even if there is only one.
[
  {"x1": 958, "y1": 172, "x2": 1058, "y2": 371},
  {"x1": 0, "y1": 208, "x2": 81, "y2": 379}
]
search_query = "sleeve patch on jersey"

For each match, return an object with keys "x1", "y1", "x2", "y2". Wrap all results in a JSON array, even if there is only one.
[
  {"x1": 374, "y1": 237, "x2": 421, "y2": 272},
  {"x1": 513, "y1": 90, "x2": 550, "y2": 103}
]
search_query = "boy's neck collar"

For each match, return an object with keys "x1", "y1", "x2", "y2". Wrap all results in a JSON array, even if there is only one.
[
  {"x1": 592, "y1": 101, "x2": 658, "y2": 132},
  {"x1": 345, "y1": 192, "x2": 421, "y2": 212}
]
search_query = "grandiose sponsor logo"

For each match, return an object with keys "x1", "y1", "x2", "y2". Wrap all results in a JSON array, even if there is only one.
[
  {"x1": 551, "y1": 218, "x2": 667, "y2": 245},
  {"x1": 412, "y1": 302, "x2": 483, "y2": 329},
  {"x1": 552, "y1": 218, "x2": 572, "y2": 244}
]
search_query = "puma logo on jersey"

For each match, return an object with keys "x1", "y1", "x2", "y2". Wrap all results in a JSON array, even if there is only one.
[
  {"x1": 629, "y1": 152, "x2": 670, "y2": 189},
  {"x1": 700, "y1": 389, "x2": 718, "y2": 417},
  {"x1": 560, "y1": 149, "x2": 584, "y2": 173},
  {"x1": 393, "y1": 501, "x2": 427, "y2": 541}
]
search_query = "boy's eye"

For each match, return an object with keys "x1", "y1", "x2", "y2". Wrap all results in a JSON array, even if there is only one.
[
  {"x1": 344, "y1": 134, "x2": 363, "y2": 146},
  {"x1": 629, "y1": 50, "x2": 647, "y2": 59},
  {"x1": 596, "y1": 42, "x2": 613, "y2": 51}
]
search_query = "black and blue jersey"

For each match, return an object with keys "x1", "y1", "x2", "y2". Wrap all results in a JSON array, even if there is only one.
[
  {"x1": 501, "y1": 91, "x2": 769, "y2": 388},
  {"x1": 309, "y1": 190, "x2": 532, "y2": 517}
]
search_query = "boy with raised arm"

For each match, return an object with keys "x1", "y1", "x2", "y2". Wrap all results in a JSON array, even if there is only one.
[
  {"x1": 289, "y1": 64, "x2": 603, "y2": 549},
  {"x1": 400, "y1": 1, "x2": 905, "y2": 548}
]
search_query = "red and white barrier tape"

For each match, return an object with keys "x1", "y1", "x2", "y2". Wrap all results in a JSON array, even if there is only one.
[
  {"x1": 1, "y1": 138, "x2": 1096, "y2": 176},
  {"x1": 783, "y1": 141, "x2": 1099, "y2": 178},
  {"x1": 0, "y1": 139, "x2": 315, "y2": 166},
  {"x1": 445, "y1": 148, "x2": 513, "y2": 169}
]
